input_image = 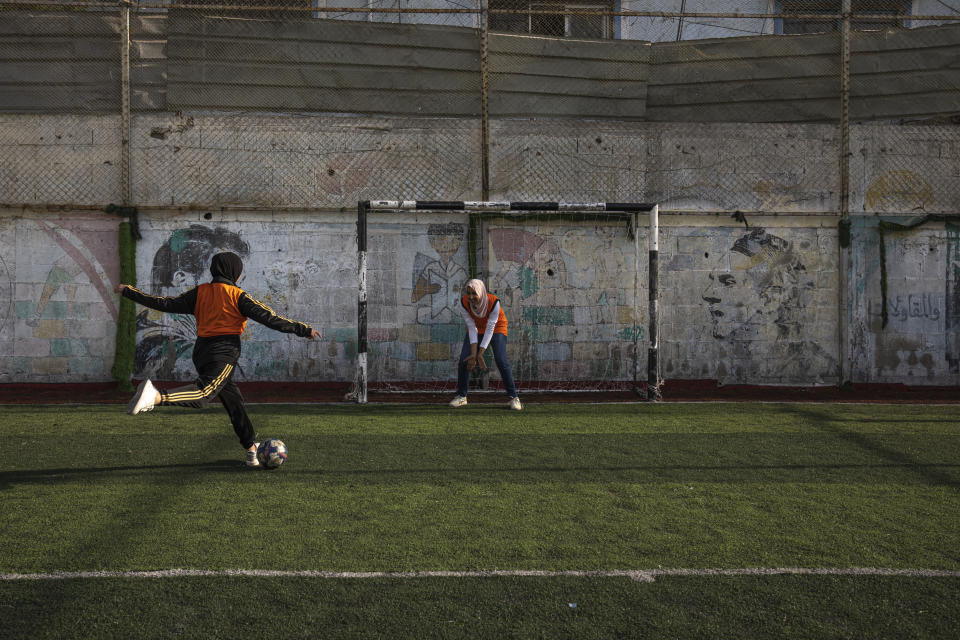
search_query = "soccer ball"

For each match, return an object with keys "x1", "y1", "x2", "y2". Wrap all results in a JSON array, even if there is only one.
[{"x1": 256, "y1": 438, "x2": 288, "y2": 469}]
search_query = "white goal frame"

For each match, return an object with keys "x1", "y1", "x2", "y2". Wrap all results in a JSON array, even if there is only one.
[{"x1": 351, "y1": 200, "x2": 661, "y2": 403}]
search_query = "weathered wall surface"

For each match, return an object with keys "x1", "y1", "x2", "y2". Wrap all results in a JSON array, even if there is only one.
[
  {"x1": 852, "y1": 124, "x2": 960, "y2": 214},
  {"x1": 0, "y1": 212, "x2": 121, "y2": 382},
  {"x1": 127, "y1": 211, "x2": 357, "y2": 383},
  {"x1": 483, "y1": 218, "x2": 646, "y2": 385},
  {"x1": 130, "y1": 114, "x2": 481, "y2": 208},
  {"x1": 2, "y1": 114, "x2": 959, "y2": 386},
  {"x1": 489, "y1": 119, "x2": 841, "y2": 210},
  {"x1": 849, "y1": 217, "x2": 960, "y2": 383},
  {"x1": 0, "y1": 114, "x2": 123, "y2": 206},
  {"x1": 0, "y1": 207, "x2": 842, "y2": 386},
  {"x1": 662, "y1": 218, "x2": 839, "y2": 385}
]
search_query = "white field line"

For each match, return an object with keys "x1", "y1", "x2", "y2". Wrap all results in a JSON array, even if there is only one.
[{"x1": 2, "y1": 568, "x2": 959, "y2": 583}]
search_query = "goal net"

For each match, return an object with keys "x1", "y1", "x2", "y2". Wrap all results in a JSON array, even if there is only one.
[{"x1": 353, "y1": 200, "x2": 658, "y2": 401}]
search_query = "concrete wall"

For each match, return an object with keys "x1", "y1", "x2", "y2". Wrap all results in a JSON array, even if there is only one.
[
  {"x1": 2, "y1": 113, "x2": 959, "y2": 386},
  {"x1": 128, "y1": 114, "x2": 481, "y2": 209},
  {"x1": 126, "y1": 211, "x2": 357, "y2": 383},
  {"x1": 662, "y1": 217, "x2": 839, "y2": 385},
  {"x1": 0, "y1": 212, "x2": 122, "y2": 382},
  {"x1": 849, "y1": 217, "x2": 960, "y2": 383},
  {"x1": 0, "y1": 207, "x2": 839, "y2": 387}
]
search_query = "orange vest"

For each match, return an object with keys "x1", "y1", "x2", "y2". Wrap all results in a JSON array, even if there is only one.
[
  {"x1": 195, "y1": 282, "x2": 248, "y2": 337},
  {"x1": 462, "y1": 293, "x2": 508, "y2": 336}
]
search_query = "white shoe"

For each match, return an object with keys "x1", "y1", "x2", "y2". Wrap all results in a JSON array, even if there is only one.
[
  {"x1": 508, "y1": 397, "x2": 522, "y2": 411},
  {"x1": 246, "y1": 442, "x2": 261, "y2": 467},
  {"x1": 448, "y1": 395, "x2": 468, "y2": 407},
  {"x1": 127, "y1": 379, "x2": 157, "y2": 415}
]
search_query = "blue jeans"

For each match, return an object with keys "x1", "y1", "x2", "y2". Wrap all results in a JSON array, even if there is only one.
[{"x1": 457, "y1": 333, "x2": 517, "y2": 398}]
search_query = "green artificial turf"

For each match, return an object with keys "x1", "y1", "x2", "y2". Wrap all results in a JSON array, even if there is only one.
[
  {"x1": 2, "y1": 575, "x2": 958, "y2": 639},
  {"x1": 1, "y1": 402, "x2": 958, "y2": 637}
]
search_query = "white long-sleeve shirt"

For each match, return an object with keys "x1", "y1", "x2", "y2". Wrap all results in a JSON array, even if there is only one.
[{"x1": 459, "y1": 300, "x2": 501, "y2": 349}]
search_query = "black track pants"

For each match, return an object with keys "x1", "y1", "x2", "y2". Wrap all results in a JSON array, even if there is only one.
[{"x1": 158, "y1": 335, "x2": 255, "y2": 449}]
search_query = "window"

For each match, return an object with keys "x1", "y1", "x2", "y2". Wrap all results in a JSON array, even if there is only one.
[
  {"x1": 490, "y1": 0, "x2": 615, "y2": 39},
  {"x1": 780, "y1": 0, "x2": 911, "y2": 34}
]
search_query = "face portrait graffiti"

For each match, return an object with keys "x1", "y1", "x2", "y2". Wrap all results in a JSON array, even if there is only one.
[
  {"x1": 135, "y1": 225, "x2": 250, "y2": 378},
  {"x1": 703, "y1": 228, "x2": 814, "y2": 342},
  {"x1": 150, "y1": 225, "x2": 251, "y2": 292}
]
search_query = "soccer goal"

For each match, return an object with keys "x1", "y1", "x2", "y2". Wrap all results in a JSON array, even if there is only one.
[{"x1": 349, "y1": 200, "x2": 661, "y2": 403}]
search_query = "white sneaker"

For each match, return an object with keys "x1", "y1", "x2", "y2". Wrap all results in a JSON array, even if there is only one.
[
  {"x1": 448, "y1": 395, "x2": 468, "y2": 407},
  {"x1": 246, "y1": 442, "x2": 261, "y2": 467},
  {"x1": 508, "y1": 397, "x2": 522, "y2": 411},
  {"x1": 127, "y1": 379, "x2": 157, "y2": 415}
]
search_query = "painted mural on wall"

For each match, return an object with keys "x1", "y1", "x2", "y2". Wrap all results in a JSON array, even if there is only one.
[
  {"x1": 848, "y1": 219, "x2": 956, "y2": 382},
  {"x1": 485, "y1": 222, "x2": 642, "y2": 384},
  {"x1": 365, "y1": 222, "x2": 468, "y2": 383},
  {"x1": 130, "y1": 218, "x2": 360, "y2": 382},
  {"x1": 0, "y1": 251, "x2": 12, "y2": 340},
  {"x1": 2, "y1": 211, "x2": 955, "y2": 387},
  {"x1": 488, "y1": 226, "x2": 574, "y2": 383},
  {"x1": 363, "y1": 218, "x2": 644, "y2": 388},
  {"x1": 489, "y1": 228, "x2": 568, "y2": 300},
  {"x1": 32, "y1": 219, "x2": 118, "y2": 325},
  {"x1": 345, "y1": 221, "x2": 464, "y2": 382},
  {"x1": 702, "y1": 227, "x2": 835, "y2": 383},
  {"x1": 412, "y1": 223, "x2": 468, "y2": 324},
  {"x1": 134, "y1": 224, "x2": 250, "y2": 379},
  {"x1": 703, "y1": 228, "x2": 812, "y2": 341},
  {"x1": 3, "y1": 215, "x2": 121, "y2": 382},
  {"x1": 946, "y1": 222, "x2": 960, "y2": 374},
  {"x1": 0, "y1": 239, "x2": 13, "y2": 383}
]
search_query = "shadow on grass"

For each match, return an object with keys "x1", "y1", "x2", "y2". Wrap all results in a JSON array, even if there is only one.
[
  {"x1": 783, "y1": 405, "x2": 960, "y2": 489},
  {"x1": 4, "y1": 405, "x2": 959, "y2": 489},
  {"x1": 0, "y1": 459, "x2": 243, "y2": 488},
  {"x1": 3, "y1": 432, "x2": 958, "y2": 488}
]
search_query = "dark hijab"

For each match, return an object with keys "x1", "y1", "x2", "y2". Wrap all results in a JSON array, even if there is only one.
[{"x1": 210, "y1": 252, "x2": 243, "y2": 284}]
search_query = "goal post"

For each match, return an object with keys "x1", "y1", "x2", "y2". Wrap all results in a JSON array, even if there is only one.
[{"x1": 351, "y1": 200, "x2": 660, "y2": 403}]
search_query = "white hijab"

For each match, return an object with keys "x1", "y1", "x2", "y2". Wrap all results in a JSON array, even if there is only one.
[{"x1": 464, "y1": 279, "x2": 489, "y2": 317}]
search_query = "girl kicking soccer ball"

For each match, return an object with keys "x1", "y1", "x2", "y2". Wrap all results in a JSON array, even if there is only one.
[
  {"x1": 117, "y1": 252, "x2": 320, "y2": 467},
  {"x1": 449, "y1": 279, "x2": 522, "y2": 410}
]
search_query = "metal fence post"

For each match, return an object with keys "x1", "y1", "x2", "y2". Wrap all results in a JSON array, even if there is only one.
[
  {"x1": 838, "y1": 0, "x2": 852, "y2": 388},
  {"x1": 120, "y1": 2, "x2": 132, "y2": 205},
  {"x1": 479, "y1": 0, "x2": 490, "y2": 201}
]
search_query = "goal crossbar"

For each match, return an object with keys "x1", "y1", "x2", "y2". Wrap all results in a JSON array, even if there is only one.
[{"x1": 366, "y1": 200, "x2": 656, "y2": 212}]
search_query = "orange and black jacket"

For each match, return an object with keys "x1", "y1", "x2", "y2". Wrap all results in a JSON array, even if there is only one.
[{"x1": 121, "y1": 277, "x2": 314, "y2": 339}]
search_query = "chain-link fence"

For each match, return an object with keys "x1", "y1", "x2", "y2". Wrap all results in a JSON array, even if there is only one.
[
  {"x1": 1, "y1": 0, "x2": 957, "y2": 212},
  {"x1": 2, "y1": 1, "x2": 960, "y2": 389}
]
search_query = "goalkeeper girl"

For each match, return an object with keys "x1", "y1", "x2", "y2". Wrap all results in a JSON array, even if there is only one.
[
  {"x1": 115, "y1": 251, "x2": 320, "y2": 467},
  {"x1": 449, "y1": 279, "x2": 522, "y2": 410}
]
